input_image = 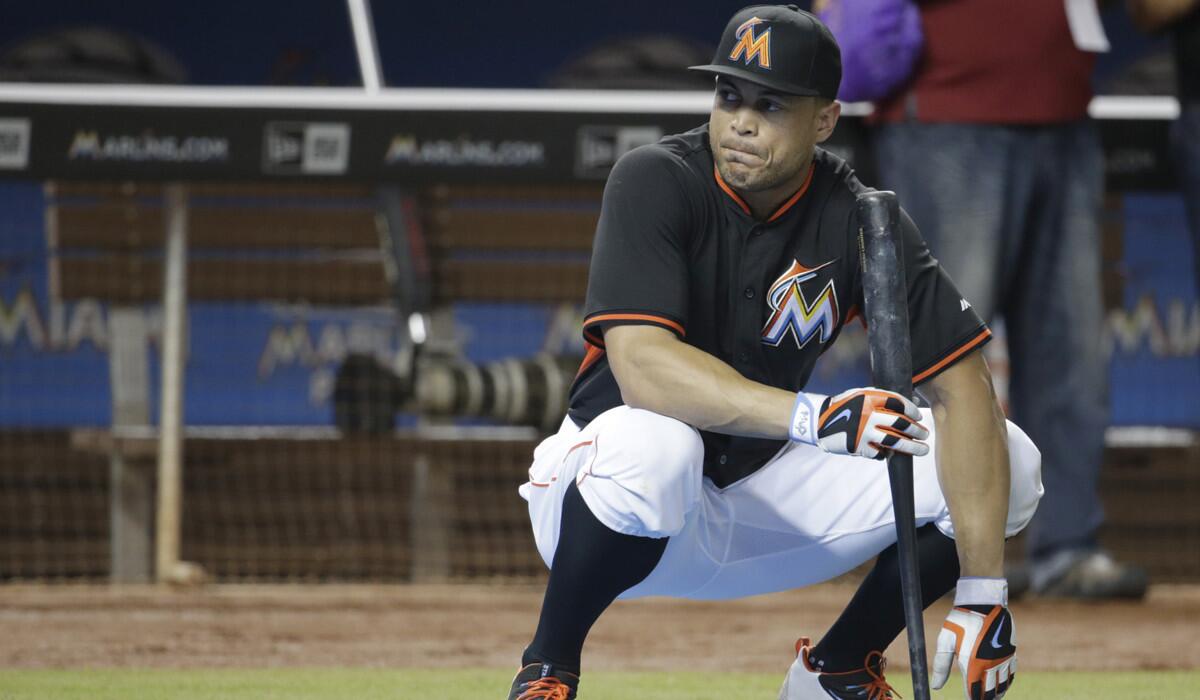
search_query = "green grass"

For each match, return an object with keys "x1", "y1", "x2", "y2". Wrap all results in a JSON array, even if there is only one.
[{"x1": 0, "y1": 668, "x2": 1196, "y2": 699}]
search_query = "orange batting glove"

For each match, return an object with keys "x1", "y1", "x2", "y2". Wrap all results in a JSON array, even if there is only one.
[
  {"x1": 932, "y1": 578, "x2": 1016, "y2": 700},
  {"x1": 790, "y1": 387, "x2": 930, "y2": 459}
]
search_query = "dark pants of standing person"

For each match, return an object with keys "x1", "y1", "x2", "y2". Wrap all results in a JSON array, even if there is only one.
[{"x1": 875, "y1": 121, "x2": 1109, "y2": 564}]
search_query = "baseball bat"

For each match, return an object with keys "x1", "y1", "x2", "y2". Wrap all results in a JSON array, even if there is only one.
[{"x1": 856, "y1": 190, "x2": 931, "y2": 700}]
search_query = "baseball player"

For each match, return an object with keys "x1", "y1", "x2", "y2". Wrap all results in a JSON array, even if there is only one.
[{"x1": 507, "y1": 6, "x2": 1043, "y2": 700}]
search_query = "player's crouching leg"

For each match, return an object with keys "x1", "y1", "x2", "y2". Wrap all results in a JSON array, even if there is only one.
[
  {"x1": 929, "y1": 418, "x2": 1042, "y2": 541},
  {"x1": 1002, "y1": 420, "x2": 1044, "y2": 537},
  {"x1": 575, "y1": 406, "x2": 705, "y2": 539}
]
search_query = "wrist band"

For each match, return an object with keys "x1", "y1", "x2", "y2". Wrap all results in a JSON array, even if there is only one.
[
  {"x1": 954, "y1": 576, "x2": 1009, "y2": 606},
  {"x1": 789, "y1": 392, "x2": 821, "y2": 445}
]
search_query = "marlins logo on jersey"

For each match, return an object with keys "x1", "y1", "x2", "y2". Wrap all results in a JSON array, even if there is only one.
[
  {"x1": 761, "y1": 259, "x2": 839, "y2": 349},
  {"x1": 729, "y1": 16, "x2": 771, "y2": 69}
]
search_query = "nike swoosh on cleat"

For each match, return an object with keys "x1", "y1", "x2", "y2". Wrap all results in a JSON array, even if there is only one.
[{"x1": 991, "y1": 617, "x2": 1006, "y2": 649}]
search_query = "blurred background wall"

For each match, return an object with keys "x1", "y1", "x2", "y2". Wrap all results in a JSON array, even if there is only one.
[
  {"x1": 0, "y1": 1, "x2": 1172, "y2": 90},
  {"x1": 0, "y1": 1, "x2": 1194, "y2": 587}
]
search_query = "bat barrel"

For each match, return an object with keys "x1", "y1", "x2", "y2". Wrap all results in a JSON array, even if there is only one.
[{"x1": 856, "y1": 191, "x2": 912, "y2": 395}]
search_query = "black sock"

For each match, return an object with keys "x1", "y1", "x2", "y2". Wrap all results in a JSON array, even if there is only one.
[
  {"x1": 810, "y1": 524, "x2": 961, "y2": 672},
  {"x1": 521, "y1": 480, "x2": 668, "y2": 675}
]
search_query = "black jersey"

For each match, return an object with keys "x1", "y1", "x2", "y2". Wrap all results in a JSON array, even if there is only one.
[{"x1": 568, "y1": 125, "x2": 990, "y2": 488}]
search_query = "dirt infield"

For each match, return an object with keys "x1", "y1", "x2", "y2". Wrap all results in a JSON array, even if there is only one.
[{"x1": 2, "y1": 583, "x2": 1197, "y2": 672}]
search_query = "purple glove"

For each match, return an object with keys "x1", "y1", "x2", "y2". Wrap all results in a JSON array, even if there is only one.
[{"x1": 817, "y1": 0, "x2": 923, "y2": 103}]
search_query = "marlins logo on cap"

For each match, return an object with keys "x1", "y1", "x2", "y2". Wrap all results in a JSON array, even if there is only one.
[
  {"x1": 690, "y1": 5, "x2": 842, "y2": 99},
  {"x1": 729, "y1": 16, "x2": 771, "y2": 69}
]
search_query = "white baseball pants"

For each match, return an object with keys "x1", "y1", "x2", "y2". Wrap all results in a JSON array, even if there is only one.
[{"x1": 518, "y1": 405, "x2": 1043, "y2": 600}]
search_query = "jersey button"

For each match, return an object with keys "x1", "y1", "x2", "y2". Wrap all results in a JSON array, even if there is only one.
[
  {"x1": 738, "y1": 351, "x2": 749, "y2": 363},
  {"x1": 743, "y1": 287, "x2": 755, "y2": 299},
  {"x1": 719, "y1": 454, "x2": 728, "y2": 465}
]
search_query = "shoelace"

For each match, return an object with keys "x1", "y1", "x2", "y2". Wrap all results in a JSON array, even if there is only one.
[
  {"x1": 863, "y1": 650, "x2": 901, "y2": 700},
  {"x1": 516, "y1": 677, "x2": 572, "y2": 700}
]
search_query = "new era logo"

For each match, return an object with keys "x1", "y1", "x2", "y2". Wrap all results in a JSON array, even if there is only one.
[
  {"x1": 263, "y1": 122, "x2": 350, "y2": 175},
  {"x1": 575, "y1": 125, "x2": 662, "y2": 178},
  {"x1": 0, "y1": 118, "x2": 31, "y2": 170},
  {"x1": 304, "y1": 124, "x2": 351, "y2": 173}
]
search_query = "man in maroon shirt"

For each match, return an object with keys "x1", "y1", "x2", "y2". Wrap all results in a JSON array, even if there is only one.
[{"x1": 867, "y1": 0, "x2": 1148, "y2": 599}]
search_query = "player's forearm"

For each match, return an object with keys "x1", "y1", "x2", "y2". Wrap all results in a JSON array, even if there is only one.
[
  {"x1": 923, "y1": 353, "x2": 1010, "y2": 578},
  {"x1": 607, "y1": 327, "x2": 795, "y2": 438},
  {"x1": 1128, "y1": 0, "x2": 1199, "y2": 31}
]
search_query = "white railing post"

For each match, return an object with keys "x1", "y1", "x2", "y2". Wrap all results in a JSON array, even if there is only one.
[
  {"x1": 155, "y1": 183, "x2": 188, "y2": 583},
  {"x1": 347, "y1": 0, "x2": 384, "y2": 93}
]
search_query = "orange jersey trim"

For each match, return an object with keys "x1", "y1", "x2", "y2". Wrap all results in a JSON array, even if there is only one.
[
  {"x1": 583, "y1": 312, "x2": 686, "y2": 339},
  {"x1": 712, "y1": 162, "x2": 815, "y2": 221},
  {"x1": 713, "y1": 165, "x2": 751, "y2": 215},
  {"x1": 913, "y1": 327, "x2": 992, "y2": 385},
  {"x1": 583, "y1": 326, "x2": 605, "y2": 347},
  {"x1": 767, "y1": 163, "x2": 815, "y2": 222},
  {"x1": 843, "y1": 304, "x2": 866, "y2": 328},
  {"x1": 575, "y1": 342, "x2": 606, "y2": 379}
]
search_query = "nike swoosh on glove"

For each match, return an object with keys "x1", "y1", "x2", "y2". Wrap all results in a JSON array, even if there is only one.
[
  {"x1": 789, "y1": 388, "x2": 929, "y2": 459},
  {"x1": 932, "y1": 604, "x2": 1016, "y2": 700}
]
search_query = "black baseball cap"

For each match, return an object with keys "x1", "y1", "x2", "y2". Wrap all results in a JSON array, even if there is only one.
[{"x1": 689, "y1": 4, "x2": 841, "y2": 99}]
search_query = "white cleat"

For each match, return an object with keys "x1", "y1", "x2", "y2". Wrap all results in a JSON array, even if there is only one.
[{"x1": 779, "y1": 637, "x2": 897, "y2": 700}]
